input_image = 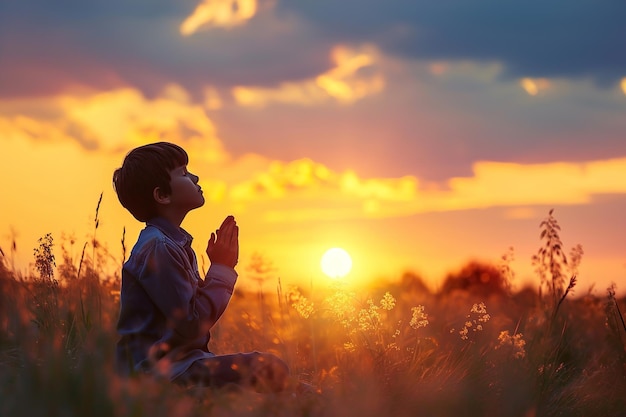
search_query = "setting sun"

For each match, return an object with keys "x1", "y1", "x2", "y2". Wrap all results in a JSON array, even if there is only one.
[{"x1": 320, "y1": 247, "x2": 353, "y2": 279}]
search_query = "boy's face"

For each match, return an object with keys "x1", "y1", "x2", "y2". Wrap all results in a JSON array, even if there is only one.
[{"x1": 165, "y1": 165, "x2": 205, "y2": 214}]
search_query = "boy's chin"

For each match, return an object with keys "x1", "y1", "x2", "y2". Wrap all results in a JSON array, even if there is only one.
[{"x1": 186, "y1": 199, "x2": 205, "y2": 212}]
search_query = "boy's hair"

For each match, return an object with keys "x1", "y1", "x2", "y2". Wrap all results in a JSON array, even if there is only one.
[{"x1": 113, "y1": 142, "x2": 188, "y2": 222}]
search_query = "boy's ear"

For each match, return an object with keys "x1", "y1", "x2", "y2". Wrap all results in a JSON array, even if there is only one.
[{"x1": 153, "y1": 186, "x2": 171, "y2": 205}]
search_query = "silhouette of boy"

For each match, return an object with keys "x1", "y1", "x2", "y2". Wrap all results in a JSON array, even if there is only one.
[{"x1": 112, "y1": 142, "x2": 289, "y2": 392}]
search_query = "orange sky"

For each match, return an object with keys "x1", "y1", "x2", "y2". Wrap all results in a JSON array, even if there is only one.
[{"x1": 1, "y1": 0, "x2": 626, "y2": 296}]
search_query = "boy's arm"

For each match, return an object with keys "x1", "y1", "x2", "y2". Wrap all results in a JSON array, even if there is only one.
[
  {"x1": 136, "y1": 240, "x2": 234, "y2": 340},
  {"x1": 197, "y1": 263, "x2": 238, "y2": 320}
]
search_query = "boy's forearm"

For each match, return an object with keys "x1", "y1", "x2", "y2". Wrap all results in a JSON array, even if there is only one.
[
  {"x1": 202, "y1": 264, "x2": 237, "y2": 291},
  {"x1": 196, "y1": 263, "x2": 238, "y2": 325}
]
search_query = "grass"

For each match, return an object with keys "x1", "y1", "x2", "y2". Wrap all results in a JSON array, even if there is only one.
[{"x1": 1, "y1": 210, "x2": 625, "y2": 416}]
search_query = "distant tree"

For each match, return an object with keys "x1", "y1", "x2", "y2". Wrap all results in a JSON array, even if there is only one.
[
  {"x1": 439, "y1": 260, "x2": 509, "y2": 297},
  {"x1": 398, "y1": 271, "x2": 431, "y2": 295},
  {"x1": 512, "y1": 285, "x2": 538, "y2": 309}
]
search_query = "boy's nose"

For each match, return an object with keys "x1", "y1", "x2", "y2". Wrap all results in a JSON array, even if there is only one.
[{"x1": 190, "y1": 173, "x2": 199, "y2": 182}]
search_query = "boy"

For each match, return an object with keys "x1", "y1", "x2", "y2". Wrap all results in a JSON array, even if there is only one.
[{"x1": 112, "y1": 142, "x2": 289, "y2": 392}]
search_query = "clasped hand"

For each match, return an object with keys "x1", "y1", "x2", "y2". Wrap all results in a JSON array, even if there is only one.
[{"x1": 206, "y1": 215, "x2": 239, "y2": 268}]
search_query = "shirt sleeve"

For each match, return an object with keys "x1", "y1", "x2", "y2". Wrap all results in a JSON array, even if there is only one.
[
  {"x1": 135, "y1": 239, "x2": 236, "y2": 340},
  {"x1": 196, "y1": 263, "x2": 238, "y2": 324}
]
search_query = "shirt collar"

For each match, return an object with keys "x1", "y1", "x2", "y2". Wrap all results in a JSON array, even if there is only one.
[{"x1": 146, "y1": 217, "x2": 193, "y2": 247}]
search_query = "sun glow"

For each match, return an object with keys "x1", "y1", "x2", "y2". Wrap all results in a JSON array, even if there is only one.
[{"x1": 321, "y1": 247, "x2": 353, "y2": 279}]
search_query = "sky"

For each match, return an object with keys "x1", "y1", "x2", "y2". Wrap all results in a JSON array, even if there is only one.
[{"x1": 1, "y1": 0, "x2": 625, "y2": 294}]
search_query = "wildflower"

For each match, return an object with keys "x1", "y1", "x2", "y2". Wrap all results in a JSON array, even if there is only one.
[
  {"x1": 471, "y1": 302, "x2": 487, "y2": 314},
  {"x1": 386, "y1": 342, "x2": 399, "y2": 351},
  {"x1": 380, "y1": 292, "x2": 396, "y2": 310},
  {"x1": 478, "y1": 313, "x2": 491, "y2": 323},
  {"x1": 287, "y1": 287, "x2": 315, "y2": 319},
  {"x1": 326, "y1": 288, "x2": 357, "y2": 328},
  {"x1": 357, "y1": 299, "x2": 381, "y2": 332},
  {"x1": 409, "y1": 305, "x2": 429, "y2": 329},
  {"x1": 457, "y1": 302, "x2": 490, "y2": 340},
  {"x1": 459, "y1": 327, "x2": 469, "y2": 340},
  {"x1": 292, "y1": 296, "x2": 315, "y2": 319},
  {"x1": 343, "y1": 342, "x2": 356, "y2": 352},
  {"x1": 496, "y1": 330, "x2": 526, "y2": 359}
]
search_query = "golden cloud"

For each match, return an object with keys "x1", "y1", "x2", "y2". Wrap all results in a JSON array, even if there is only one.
[
  {"x1": 180, "y1": 0, "x2": 258, "y2": 36},
  {"x1": 232, "y1": 44, "x2": 385, "y2": 107},
  {"x1": 520, "y1": 77, "x2": 550, "y2": 96},
  {"x1": 229, "y1": 159, "x2": 334, "y2": 200},
  {"x1": 0, "y1": 85, "x2": 229, "y2": 164},
  {"x1": 221, "y1": 157, "x2": 626, "y2": 222}
]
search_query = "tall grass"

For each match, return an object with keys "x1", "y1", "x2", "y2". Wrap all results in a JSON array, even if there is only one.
[{"x1": 0, "y1": 209, "x2": 625, "y2": 416}]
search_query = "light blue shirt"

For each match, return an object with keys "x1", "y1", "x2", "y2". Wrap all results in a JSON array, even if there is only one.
[{"x1": 116, "y1": 217, "x2": 238, "y2": 380}]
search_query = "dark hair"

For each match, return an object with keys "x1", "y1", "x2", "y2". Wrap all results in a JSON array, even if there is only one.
[{"x1": 113, "y1": 142, "x2": 188, "y2": 222}]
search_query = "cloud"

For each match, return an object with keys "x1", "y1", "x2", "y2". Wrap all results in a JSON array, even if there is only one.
[
  {"x1": 227, "y1": 158, "x2": 417, "y2": 202},
  {"x1": 0, "y1": 85, "x2": 229, "y2": 163},
  {"x1": 277, "y1": 0, "x2": 626, "y2": 85},
  {"x1": 519, "y1": 78, "x2": 550, "y2": 96},
  {"x1": 218, "y1": 156, "x2": 626, "y2": 222},
  {"x1": 180, "y1": 0, "x2": 259, "y2": 35},
  {"x1": 3, "y1": 0, "x2": 624, "y2": 103},
  {"x1": 232, "y1": 44, "x2": 385, "y2": 107},
  {"x1": 0, "y1": 0, "x2": 330, "y2": 97}
]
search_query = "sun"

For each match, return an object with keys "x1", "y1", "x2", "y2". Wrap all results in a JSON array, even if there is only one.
[{"x1": 320, "y1": 247, "x2": 353, "y2": 279}]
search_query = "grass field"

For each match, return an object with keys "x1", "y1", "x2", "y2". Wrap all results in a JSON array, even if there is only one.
[{"x1": 1, "y1": 210, "x2": 625, "y2": 416}]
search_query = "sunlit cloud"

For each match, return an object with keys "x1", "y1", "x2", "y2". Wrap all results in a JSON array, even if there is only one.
[
  {"x1": 437, "y1": 159, "x2": 626, "y2": 210},
  {"x1": 232, "y1": 44, "x2": 385, "y2": 107},
  {"x1": 228, "y1": 158, "x2": 416, "y2": 203},
  {"x1": 180, "y1": 0, "x2": 258, "y2": 36},
  {"x1": 339, "y1": 171, "x2": 417, "y2": 202},
  {"x1": 315, "y1": 45, "x2": 385, "y2": 103},
  {"x1": 0, "y1": 115, "x2": 78, "y2": 146},
  {"x1": 221, "y1": 157, "x2": 626, "y2": 222},
  {"x1": 621, "y1": 77, "x2": 626, "y2": 95},
  {"x1": 520, "y1": 77, "x2": 550, "y2": 96},
  {"x1": 229, "y1": 159, "x2": 335, "y2": 200},
  {"x1": 0, "y1": 85, "x2": 229, "y2": 164}
]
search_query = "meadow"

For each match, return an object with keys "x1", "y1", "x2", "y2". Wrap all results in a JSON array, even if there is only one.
[{"x1": 1, "y1": 210, "x2": 625, "y2": 417}]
